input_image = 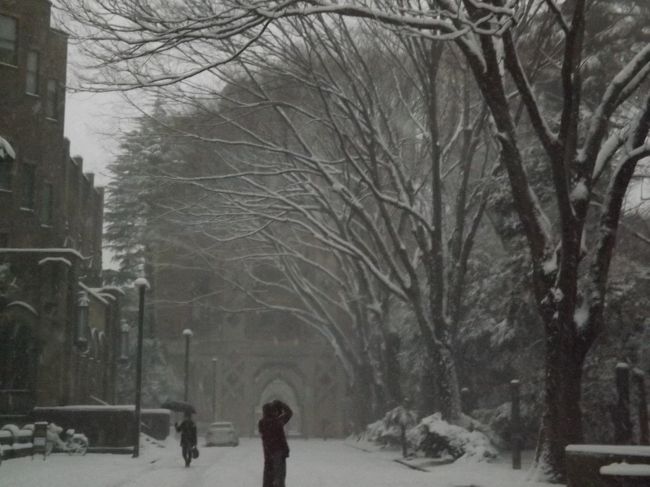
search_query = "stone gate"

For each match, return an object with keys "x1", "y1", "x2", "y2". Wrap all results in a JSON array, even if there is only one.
[{"x1": 162, "y1": 313, "x2": 351, "y2": 438}]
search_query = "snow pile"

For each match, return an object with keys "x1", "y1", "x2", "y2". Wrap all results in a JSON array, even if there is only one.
[{"x1": 409, "y1": 413, "x2": 498, "y2": 461}]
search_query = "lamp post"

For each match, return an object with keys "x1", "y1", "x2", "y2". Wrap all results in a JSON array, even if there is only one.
[
  {"x1": 76, "y1": 291, "x2": 89, "y2": 349},
  {"x1": 119, "y1": 320, "x2": 130, "y2": 362},
  {"x1": 133, "y1": 277, "x2": 150, "y2": 458},
  {"x1": 182, "y1": 329, "x2": 193, "y2": 402},
  {"x1": 211, "y1": 357, "x2": 217, "y2": 420},
  {"x1": 75, "y1": 291, "x2": 90, "y2": 402}
]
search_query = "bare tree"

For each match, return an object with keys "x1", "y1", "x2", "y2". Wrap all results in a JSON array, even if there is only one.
[
  {"x1": 151, "y1": 16, "x2": 491, "y2": 419},
  {"x1": 58, "y1": 0, "x2": 650, "y2": 479}
]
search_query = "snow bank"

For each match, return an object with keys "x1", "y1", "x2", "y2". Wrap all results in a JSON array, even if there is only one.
[{"x1": 410, "y1": 413, "x2": 498, "y2": 461}]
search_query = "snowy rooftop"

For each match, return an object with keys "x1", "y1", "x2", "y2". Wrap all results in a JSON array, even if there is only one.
[
  {"x1": 33, "y1": 405, "x2": 170, "y2": 414},
  {"x1": 566, "y1": 445, "x2": 650, "y2": 457},
  {"x1": 0, "y1": 248, "x2": 85, "y2": 259},
  {"x1": 600, "y1": 462, "x2": 650, "y2": 477}
]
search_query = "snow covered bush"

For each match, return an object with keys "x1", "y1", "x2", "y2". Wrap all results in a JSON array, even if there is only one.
[
  {"x1": 408, "y1": 413, "x2": 498, "y2": 461},
  {"x1": 363, "y1": 406, "x2": 418, "y2": 447},
  {"x1": 364, "y1": 419, "x2": 398, "y2": 444}
]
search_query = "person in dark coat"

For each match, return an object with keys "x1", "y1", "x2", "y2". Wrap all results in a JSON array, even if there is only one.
[
  {"x1": 258, "y1": 400, "x2": 293, "y2": 487},
  {"x1": 175, "y1": 411, "x2": 197, "y2": 467}
]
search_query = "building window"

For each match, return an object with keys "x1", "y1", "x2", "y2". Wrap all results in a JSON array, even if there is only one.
[
  {"x1": 46, "y1": 80, "x2": 58, "y2": 119},
  {"x1": 0, "y1": 159, "x2": 11, "y2": 190},
  {"x1": 42, "y1": 182, "x2": 53, "y2": 225},
  {"x1": 0, "y1": 15, "x2": 17, "y2": 66},
  {"x1": 20, "y1": 164, "x2": 35, "y2": 209},
  {"x1": 26, "y1": 51, "x2": 39, "y2": 95}
]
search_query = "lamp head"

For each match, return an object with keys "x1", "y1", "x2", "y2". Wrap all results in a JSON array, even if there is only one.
[{"x1": 133, "y1": 277, "x2": 150, "y2": 289}]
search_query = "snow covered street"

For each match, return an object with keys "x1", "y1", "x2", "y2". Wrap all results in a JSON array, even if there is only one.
[{"x1": 1, "y1": 437, "x2": 554, "y2": 487}]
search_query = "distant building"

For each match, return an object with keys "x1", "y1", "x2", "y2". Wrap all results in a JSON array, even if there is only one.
[
  {"x1": 0, "y1": 0, "x2": 121, "y2": 421},
  {"x1": 153, "y1": 247, "x2": 351, "y2": 438}
]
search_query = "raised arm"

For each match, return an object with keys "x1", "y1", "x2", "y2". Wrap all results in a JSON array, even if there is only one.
[{"x1": 274, "y1": 400, "x2": 293, "y2": 425}]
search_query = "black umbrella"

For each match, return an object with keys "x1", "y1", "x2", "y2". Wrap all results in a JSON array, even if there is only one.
[{"x1": 161, "y1": 400, "x2": 196, "y2": 414}]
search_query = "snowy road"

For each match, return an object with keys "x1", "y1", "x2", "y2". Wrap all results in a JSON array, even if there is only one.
[{"x1": 0, "y1": 437, "x2": 553, "y2": 487}]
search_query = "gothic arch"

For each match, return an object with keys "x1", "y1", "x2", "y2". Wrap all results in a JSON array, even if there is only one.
[
  {"x1": 0, "y1": 305, "x2": 39, "y2": 392},
  {"x1": 252, "y1": 364, "x2": 305, "y2": 436}
]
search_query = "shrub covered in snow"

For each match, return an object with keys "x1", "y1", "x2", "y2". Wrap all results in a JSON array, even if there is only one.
[
  {"x1": 408, "y1": 413, "x2": 498, "y2": 461},
  {"x1": 364, "y1": 419, "x2": 402, "y2": 446},
  {"x1": 363, "y1": 406, "x2": 418, "y2": 447}
]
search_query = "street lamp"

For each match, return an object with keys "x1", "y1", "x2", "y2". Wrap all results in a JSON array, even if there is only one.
[
  {"x1": 211, "y1": 357, "x2": 218, "y2": 421},
  {"x1": 182, "y1": 328, "x2": 193, "y2": 402},
  {"x1": 119, "y1": 320, "x2": 130, "y2": 362},
  {"x1": 76, "y1": 291, "x2": 89, "y2": 349},
  {"x1": 132, "y1": 277, "x2": 150, "y2": 459}
]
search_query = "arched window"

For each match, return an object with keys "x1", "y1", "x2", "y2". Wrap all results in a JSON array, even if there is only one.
[{"x1": 0, "y1": 305, "x2": 38, "y2": 393}]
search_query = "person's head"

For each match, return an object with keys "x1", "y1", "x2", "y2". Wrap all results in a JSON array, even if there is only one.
[
  {"x1": 184, "y1": 411, "x2": 192, "y2": 420},
  {"x1": 270, "y1": 399, "x2": 283, "y2": 413},
  {"x1": 262, "y1": 402, "x2": 274, "y2": 418}
]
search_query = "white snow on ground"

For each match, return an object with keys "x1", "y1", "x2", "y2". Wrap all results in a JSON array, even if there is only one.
[{"x1": 0, "y1": 436, "x2": 556, "y2": 487}]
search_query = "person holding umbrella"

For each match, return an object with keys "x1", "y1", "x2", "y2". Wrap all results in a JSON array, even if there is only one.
[{"x1": 175, "y1": 410, "x2": 197, "y2": 467}]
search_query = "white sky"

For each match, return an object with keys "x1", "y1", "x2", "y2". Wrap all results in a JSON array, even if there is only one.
[
  {"x1": 64, "y1": 52, "x2": 129, "y2": 269},
  {"x1": 64, "y1": 89, "x2": 123, "y2": 187}
]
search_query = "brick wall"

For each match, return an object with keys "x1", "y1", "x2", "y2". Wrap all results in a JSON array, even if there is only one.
[{"x1": 0, "y1": 1, "x2": 117, "y2": 417}]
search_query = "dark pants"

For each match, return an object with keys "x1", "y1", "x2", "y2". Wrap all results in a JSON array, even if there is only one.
[
  {"x1": 182, "y1": 443, "x2": 193, "y2": 466},
  {"x1": 263, "y1": 452, "x2": 287, "y2": 487}
]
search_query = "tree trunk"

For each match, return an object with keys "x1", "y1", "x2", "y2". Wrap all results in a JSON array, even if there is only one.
[
  {"x1": 437, "y1": 346, "x2": 462, "y2": 421},
  {"x1": 351, "y1": 364, "x2": 374, "y2": 432},
  {"x1": 417, "y1": 346, "x2": 462, "y2": 421},
  {"x1": 382, "y1": 332, "x2": 402, "y2": 406},
  {"x1": 418, "y1": 359, "x2": 438, "y2": 415},
  {"x1": 535, "y1": 326, "x2": 585, "y2": 482}
]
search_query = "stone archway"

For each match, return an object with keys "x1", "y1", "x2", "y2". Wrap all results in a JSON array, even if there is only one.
[
  {"x1": 256, "y1": 378, "x2": 302, "y2": 436},
  {"x1": 252, "y1": 364, "x2": 305, "y2": 437}
]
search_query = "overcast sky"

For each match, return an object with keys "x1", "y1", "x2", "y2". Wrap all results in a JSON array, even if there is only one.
[{"x1": 64, "y1": 90, "x2": 122, "y2": 187}]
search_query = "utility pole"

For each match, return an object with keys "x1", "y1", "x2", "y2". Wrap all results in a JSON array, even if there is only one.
[
  {"x1": 133, "y1": 278, "x2": 149, "y2": 458},
  {"x1": 183, "y1": 329, "x2": 193, "y2": 402},
  {"x1": 212, "y1": 357, "x2": 218, "y2": 420}
]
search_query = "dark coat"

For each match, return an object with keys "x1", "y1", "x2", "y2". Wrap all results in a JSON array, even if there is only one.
[
  {"x1": 258, "y1": 402, "x2": 292, "y2": 458},
  {"x1": 175, "y1": 419, "x2": 197, "y2": 446}
]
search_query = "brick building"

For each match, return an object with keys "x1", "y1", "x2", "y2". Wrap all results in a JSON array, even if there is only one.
[{"x1": 0, "y1": 0, "x2": 122, "y2": 420}]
